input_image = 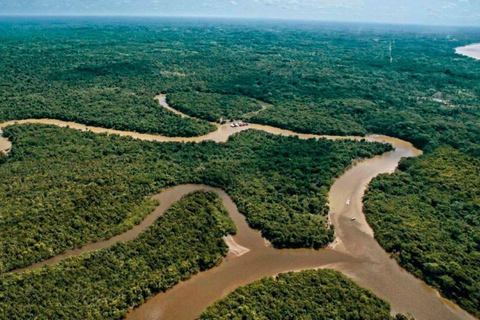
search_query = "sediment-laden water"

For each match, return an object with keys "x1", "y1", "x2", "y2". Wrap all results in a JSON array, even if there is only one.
[{"x1": 0, "y1": 97, "x2": 474, "y2": 320}]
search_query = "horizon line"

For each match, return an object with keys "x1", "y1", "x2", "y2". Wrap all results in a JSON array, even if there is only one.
[{"x1": 1, "y1": 14, "x2": 480, "y2": 28}]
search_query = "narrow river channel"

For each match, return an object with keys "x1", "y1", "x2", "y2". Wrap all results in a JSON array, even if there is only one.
[{"x1": 0, "y1": 95, "x2": 475, "y2": 320}]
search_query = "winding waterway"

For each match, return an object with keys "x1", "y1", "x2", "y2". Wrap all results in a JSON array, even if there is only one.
[
  {"x1": 455, "y1": 43, "x2": 480, "y2": 60},
  {"x1": 0, "y1": 98, "x2": 475, "y2": 320}
]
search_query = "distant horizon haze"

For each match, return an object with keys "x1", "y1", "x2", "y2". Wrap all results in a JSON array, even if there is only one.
[
  {"x1": 1, "y1": 14, "x2": 480, "y2": 29},
  {"x1": 0, "y1": 0, "x2": 479, "y2": 27}
]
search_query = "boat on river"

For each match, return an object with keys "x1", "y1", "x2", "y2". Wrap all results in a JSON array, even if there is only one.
[{"x1": 230, "y1": 122, "x2": 249, "y2": 128}]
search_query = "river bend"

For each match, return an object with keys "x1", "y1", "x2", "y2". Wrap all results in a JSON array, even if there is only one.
[{"x1": 0, "y1": 97, "x2": 474, "y2": 320}]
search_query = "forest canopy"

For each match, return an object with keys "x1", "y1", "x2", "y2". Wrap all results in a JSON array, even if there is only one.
[
  {"x1": 0, "y1": 18, "x2": 479, "y2": 152},
  {"x1": 200, "y1": 269, "x2": 408, "y2": 320},
  {"x1": 364, "y1": 147, "x2": 480, "y2": 317},
  {"x1": 1, "y1": 17, "x2": 480, "y2": 318},
  {"x1": 0, "y1": 124, "x2": 390, "y2": 272},
  {"x1": 0, "y1": 191, "x2": 235, "y2": 320},
  {"x1": 167, "y1": 92, "x2": 264, "y2": 122}
]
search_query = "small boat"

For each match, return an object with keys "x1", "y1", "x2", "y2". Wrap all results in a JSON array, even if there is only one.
[
  {"x1": 346, "y1": 198, "x2": 350, "y2": 206},
  {"x1": 350, "y1": 217, "x2": 356, "y2": 221}
]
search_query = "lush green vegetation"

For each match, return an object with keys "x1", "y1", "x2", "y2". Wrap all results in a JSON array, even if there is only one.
[
  {"x1": 167, "y1": 92, "x2": 263, "y2": 122},
  {"x1": 1, "y1": 18, "x2": 479, "y2": 151},
  {"x1": 201, "y1": 269, "x2": 409, "y2": 320},
  {"x1": 1, "y1": 17, "x2": 480, "y2": 316},
  {"x1": 0, "y1": 191, "x2": 235, "y2": 320},
  {"x1": 0, "y1": 124, "x2": 389, "y2": 272},
  {"x1": 1, "y1": 83, "x2": 215, "y2": 137},
  {"x1": 364, "y1": 147, "x2": 480, "y2": 317}
]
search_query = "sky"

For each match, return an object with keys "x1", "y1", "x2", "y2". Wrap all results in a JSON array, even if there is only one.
[{"x1": 0, "y1": 0, "x2": 479, "y2": 26}]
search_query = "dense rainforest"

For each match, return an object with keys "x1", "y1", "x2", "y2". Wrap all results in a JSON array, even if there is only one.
[
  {"x1": 166, "y1": 92, "x2": 263, "y2": 122},
  {"x1": 200, "y1": 269, "x2": 409, "y2": 320},
  {"x1": 1, "y1": 17, "x2": 480, "y2": 317},
  {"x1": 0, "y1": 191, "x2": 236, "y2": 319},
  {"x1": 0, "y1": 18, "x2": 479, "y2": 152},
  {"x1": 364, "y1": 147, "x2": 480, "y2": 317},
  {"x1": 0, "y1": 124, "x2": 389, "y2": 272}
]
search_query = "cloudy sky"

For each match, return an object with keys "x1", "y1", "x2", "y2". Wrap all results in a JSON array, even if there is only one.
[{"x1": 0, "y1": 0, "x2": 479, "y2": 26}]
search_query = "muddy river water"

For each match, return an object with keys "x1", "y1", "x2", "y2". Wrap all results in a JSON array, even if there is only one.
[
  {"x1": 456, "y1": 43, "x2": 480, "y2": 60},
  {"x1": 0, "y1": 97, "x2": 475, "y2": 320}
]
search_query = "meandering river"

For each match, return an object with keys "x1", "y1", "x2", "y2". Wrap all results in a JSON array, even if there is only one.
[{"x1": 0, "y1": 97, "x2": 475, "y2": 320}]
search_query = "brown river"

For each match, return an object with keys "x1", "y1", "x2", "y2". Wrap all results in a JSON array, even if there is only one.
[
  {"x1": 0, "y1": 96, "x2": 475, "y2": 320},
  {"x1": 456, "y1": 44, "x2": 480, "y2": 60}
]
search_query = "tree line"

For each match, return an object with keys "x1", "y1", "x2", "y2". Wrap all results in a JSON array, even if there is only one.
[
  {"x1": 0, "y1": 124, "x2": 390, "y2": 272},
  {"x1": 0, "y1": 191, "x2": 235, "y2": 320},
  {"x1": 200, "y1": 269, "x2": 412, "y2": 320},
  {"x1": 364, "y1": 147, "x2": 480, "y2": 317}
]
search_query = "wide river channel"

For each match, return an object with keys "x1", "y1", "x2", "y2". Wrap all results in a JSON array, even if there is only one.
[
  {"x1": 0, "y1": 94, "x2": 475, "y2": 320},
  {"x1": 455, "y1": 43, "x2": 480, "y2": 60}
]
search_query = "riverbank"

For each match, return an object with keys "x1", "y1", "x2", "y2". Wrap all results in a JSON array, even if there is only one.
[{"x1": 0, "y1": 96, "x2": 474, "y2": 320}]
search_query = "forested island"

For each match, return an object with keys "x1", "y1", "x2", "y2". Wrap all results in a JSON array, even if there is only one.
[{"x1": 200, "y1": 270, "x2": 410, "y2": 320}]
